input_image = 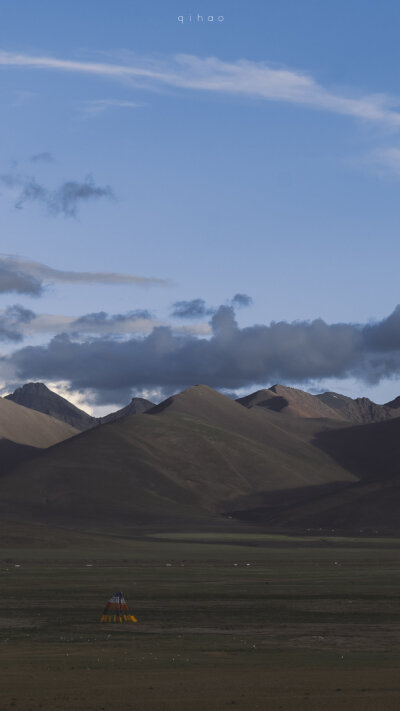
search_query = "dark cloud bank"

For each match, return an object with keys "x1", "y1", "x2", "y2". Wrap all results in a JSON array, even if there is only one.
[
  {"x1": 232, "y1": 293, "x2": 253, "y2": 308},
  {"x1": 0, "y1": 305, "x2": 35, "y2": 342},
  {"x1": 171, "y1": 298, "x2": 214, "y2": 319},
  {"x1": 72, "y1": 310, "x2": 152, "y2": 331},
  {"x1": 6, "y1": 304, "x2": 400, "y2": 404},
  {"x1": 171, "y1": 294, "x2": 253, "y2": 319}
]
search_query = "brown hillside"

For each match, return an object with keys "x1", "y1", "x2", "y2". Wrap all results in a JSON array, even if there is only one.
[
  {"x1": 0, "y1": 386, "x2": 355, "y2": 532},
  {"x1": 0, "y1": 396, "x2": 77, "y2": 447},
  {"x1": 238, "y1": 385, "x2": 345, "y2": 420},
  {"x1": 99, "y1": 397, "x2": 155, "y2": 424},
  {"x1": 316, "y1": 391, "x2": 398, "y2": 424},
  {"x1": 0, "y1": 397, "x2": 78, "y2": 473}
]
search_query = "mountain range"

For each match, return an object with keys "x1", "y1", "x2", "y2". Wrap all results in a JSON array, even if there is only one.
[
  {"x1": 1, "y1": 381, "x2": 400, "y2": 535},
  {"x1": 6, "y1": 382, "x2": 155, "y2": 430}
]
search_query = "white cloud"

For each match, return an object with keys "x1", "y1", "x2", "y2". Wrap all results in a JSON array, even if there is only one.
[
  {"x1": 81, "y1": 98, "x2": 144, "y2": 117},
  {"x1": 45, "y1": 380, "x2": 96, "y2": 414},
  {"x1": 1, "y1": 50, "x2": 400, "y2": 127}
]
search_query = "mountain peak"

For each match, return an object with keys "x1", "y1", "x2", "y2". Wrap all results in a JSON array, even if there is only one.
[
  {"x1": 238, "y1": 384, "x2": 344, "y2": 420},
  {"x1": 6, "y1": 382, "x2": 96, "y2": 431},
  {"x1": 98, "y1": 396, "x2": 155, "y2": 424},
  {"x1": 12, "y1": 381, "x2": 50, "y2": 394},
  {"x1": 316, "y1": 391, "x2": 398, "y2": 424}
]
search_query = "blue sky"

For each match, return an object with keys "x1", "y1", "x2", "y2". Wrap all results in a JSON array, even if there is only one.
[{"x1": 1, "y1": 0, "x2": 400, "y2": 411}]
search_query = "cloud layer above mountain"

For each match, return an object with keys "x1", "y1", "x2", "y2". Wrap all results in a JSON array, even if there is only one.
[{"x1": 5, "y1": 303, "x2": 400, "y2": 404}]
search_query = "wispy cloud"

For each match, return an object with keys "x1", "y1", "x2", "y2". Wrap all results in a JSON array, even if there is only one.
[
  {"x1": 30, "y1": 151, "x2": 55, "y2": 164},
  {"x1": 0, "y1": 50, "x2": 400, "y2": 127},
  {"x1": 0, "y1": 171, "x2": 114, "y2": 217},
  {"x1": 12, "y1": 89, "x2": 38, "y2": 106},
  {"x1": 371, "y1": 147, "x2": 400, "y2": 175},
  {"x1": 0, "y1": 307, "x2": 211, "y2": 342},
  {"x1": 71, "y1": 310, "x2": 156, "y2": 335},
  {"x1": 81, "y1": 98, "x2": 143, "y2": 117},
  {"x1": 0, "y1": 255, "x2": 171, "y2": 295}
]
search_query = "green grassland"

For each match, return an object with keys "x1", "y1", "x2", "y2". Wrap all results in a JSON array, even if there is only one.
[{"x1": 1, "y1": 524, "x2": 400, "y2": 710}]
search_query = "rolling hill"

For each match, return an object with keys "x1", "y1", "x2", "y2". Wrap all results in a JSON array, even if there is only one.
[
  {"x1": 238, "y1": 383, "x2": 400, "y2": 425},
  {"x1": 0, "y1": 385, "x2": 356, "y2": 532},
  {"x1": 2, "y1": 382, "x2": 400, "y2": 535},
  {"x1": 0, "y1": 396, "x2": 78, "y2": 473},
  {"x1": 238, "y1": 384, "x2": 345, "y2": 420}
]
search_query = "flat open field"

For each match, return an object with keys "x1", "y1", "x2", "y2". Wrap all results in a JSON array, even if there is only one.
[{"x1": 1, "y1": 524, "x2": 400, "y2": 710}]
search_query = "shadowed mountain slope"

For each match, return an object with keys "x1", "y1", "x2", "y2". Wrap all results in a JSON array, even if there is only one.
[
  {"x1": 148, "y1": 384, "x2": 339, "y2": 442},
  {"x1": 384, "y1": 395, "x2": 400, "y2": 410},
  {"x1": 0, "y1": 397, "x2": 78, "y2": 473},
  {"x1": 6, "y1": 382, "x2": 155, "y2": 430},
  {"x1": 236, "y1": 417, "x2": 400, "y2": 534},
  {"x1": 148, "y1": 385, "x2": 350, "y2": 455},
  {"x1": 98, "y1": 397, "x2": 155, "y2": 425},
  {"x1": 316, "y1": 391, "x2": 398, "y2": 424},
  {"x1": 3, "y1": 383, "x2": 400, "y2": 534},
  {"x1": 313, "y1": 416, "x2": 400, "y2": 482},
  {"x1": 238, "y1": 384, "x2": 400, "y2": 428},
  {"x1": 0, "y1": 385, "x2": 356, "y2": 532},
  {"x1": 6, "y1": 382, "x2": 96, "y2": 431},
  {"x1": 238, "y1": 385, "x2": 345, "y2": 420}
]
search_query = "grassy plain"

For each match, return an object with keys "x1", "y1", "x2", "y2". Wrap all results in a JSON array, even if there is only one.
[{"x1": 1, "y1": 524, "x2": 400, "y2": 710}]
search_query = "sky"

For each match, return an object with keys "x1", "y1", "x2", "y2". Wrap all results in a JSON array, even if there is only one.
[{"x1": 1, "y1": 0, "x2": 400, "y2": 413}]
